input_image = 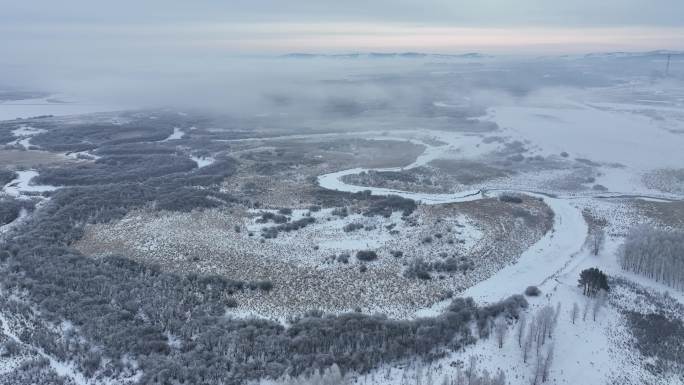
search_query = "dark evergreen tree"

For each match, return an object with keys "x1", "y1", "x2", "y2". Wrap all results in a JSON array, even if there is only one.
[{"x1": 578, "y1": 268, "x2": 609, "y2": 296}]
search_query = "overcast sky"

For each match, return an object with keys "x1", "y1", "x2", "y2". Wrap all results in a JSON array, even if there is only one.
[
  {"x1": 3, "y1": 1, "x2": 684, "y2": 27},
  {"x1": 2, "y1": 0, "x2": 684, "y2": 101},
  {"x1": 2, "y1": 0, "x2": 684, "y2": 56}
]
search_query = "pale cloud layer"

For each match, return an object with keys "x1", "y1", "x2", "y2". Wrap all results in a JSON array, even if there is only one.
[
  {"x1": 2, "y1": 0, "x2": 684, "y2": 57},
  {"x1": 3, "y1": 0, "x2": 684, "y2": 27},
  {"x1": 1, "y1": 0, "x2": 683, "y2": 103}
]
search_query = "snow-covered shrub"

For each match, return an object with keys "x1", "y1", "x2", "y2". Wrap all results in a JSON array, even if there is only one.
[
  {"x1": 525, "y1": 286, "x2": 541, "y2": 296},
  {"x1": 404, "y1": 258, "x2": 432, "y2": 280},
  {"x1": 342, "y1": 223, "x2": 364, "y2": 232},
  {"x1": 390, "y1": 250, "x2": 403, "y2": 258},
  {"x1": 499, "y1": 193, "x2": 523, "y2": 204},
  {"x1": 331, "y1": 207, "x2": 348, "y2": 217},
  {"x1": 363, "y1": 195, "x2": 416, "y2": 217},
  {"x1": 257, "y1": 212, "x2": 289, "y2": 224},
  {"x1": 355, "y1": 250, "x2": 378, "y2": 262},
  {"x1": 336, "y1": 253, "x2": 350, "y2": 264}
]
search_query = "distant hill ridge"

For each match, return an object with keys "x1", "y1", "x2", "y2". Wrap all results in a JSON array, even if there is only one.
[
  {"x1": 281, "y1": 52, "x2": 488, "y2": 59},
  {"x1": 584, "y1": 50, "x2": 684, "y2": 59}
]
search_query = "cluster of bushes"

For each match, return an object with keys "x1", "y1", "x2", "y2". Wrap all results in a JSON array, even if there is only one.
[
  {"x1": 334, "y1": 253, "x2": 350, "y2": 264},
  {"x1": 404, "y1": 258, "x2": 432, "y2": 280},
  {"x1": 524, "y1": 286, "x2": 541, "y2": 296},
  {"x1": 331, "y1": 207, "x2": 348, "y2": 217},
  {"x1": 404, "y1": 256, "x2": 475, "y2": 280},
  {"x1": 342, "y1": 223, "x2": 364, "y2": 232},
  {"x1": 432, "y1": 256, "x2": 475, "y2": 273},
  {"x1": 341, "y1": 169, "x2": 441, "y2": 190},
  {"x1": 355, "y1": 250, "x2": 378, "y2": 262},
  {"x1": 499, "y1": 193, "x2": 523, "y2": 204},
  {"x1": 261, "y1": 217, "x2": 316, "y2": 238},
  {"x1": 257, "y1": 212, "x2": 289, "y2": 224},
  {"x1": 248, "y1": 280, "x2": 274, "y2": 292},
  {"x1": 363, "y1": 195, "x2": 416, "y2": 217}
]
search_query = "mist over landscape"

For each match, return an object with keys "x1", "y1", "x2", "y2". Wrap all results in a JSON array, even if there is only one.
[{"x1": 1, "y1": 2, "x2": 684, "y2": 385}]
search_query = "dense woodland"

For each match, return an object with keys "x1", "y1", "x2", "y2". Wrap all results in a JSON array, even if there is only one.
[
  {"x1": 0, "y1": 169, "x2": 17, "y2": 186},
  {"x1": 0, "y1": 197, "x2": 32, "y2": 226}
]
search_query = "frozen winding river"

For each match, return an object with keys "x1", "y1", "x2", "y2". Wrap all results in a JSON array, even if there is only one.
[{"x1": 317, "y1": 139, "x2": 589, "y2": 305}]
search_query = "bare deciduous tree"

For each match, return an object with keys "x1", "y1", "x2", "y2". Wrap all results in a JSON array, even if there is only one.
[
  {"x1": 494, "y1": 318, "x2": 507, "y2": 348},
  {"x1": 620, "y1": 226, "x2": 684, "y2": 290},
  {"x1": 531, "y1": 348, "x2": 544, "y2": 385},
  {"x1": 571, "y1": 302, "x2": 579, "y2": 324},
  {"x1": 466, "y1": 356, "x2": 477, "y2": 385},
  {"x1": 541, "y1": 343, "x2": 555, "y2": 383},
  {"x1": 523, "y1": 322, "x2": 535, "y2": 363},
  {"x1": 517, "y1": 314, "x2": 527, "y2": 347},
  {"x1": 590, "y1": 228, "x2": 605, "y2": 255},
  {"x1": 592, "y1": 290, "x2": 607, "y2": 321}
]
